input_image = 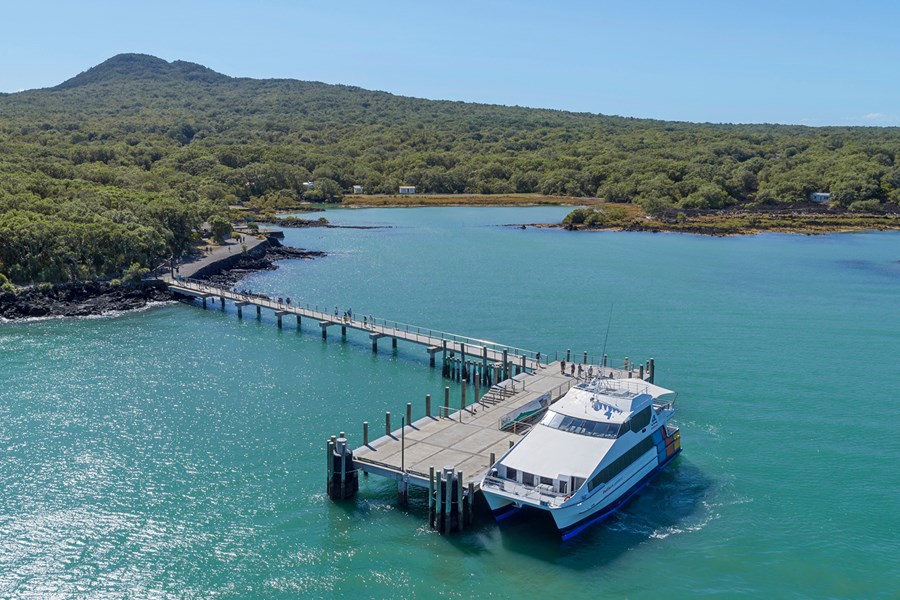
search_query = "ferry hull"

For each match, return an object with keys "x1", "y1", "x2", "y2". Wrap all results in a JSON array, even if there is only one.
[
  {"x1": 556, "y1": 449, "x2": 681, "y2": 540},
  {"x1": 483, "y1": 448, "x2": 681, "y2": 539}
]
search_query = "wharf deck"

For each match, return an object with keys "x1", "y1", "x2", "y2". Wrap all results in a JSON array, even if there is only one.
[{"x1": 352, "y1": 366, "x2": 576, "y2": 489}]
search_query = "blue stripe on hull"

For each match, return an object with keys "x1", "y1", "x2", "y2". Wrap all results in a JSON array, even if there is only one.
[
  {"x1": 492, "y1": 503, "x2": 524, "y2": 521},
  {"x1": 559, "y1": 448, "x2": 682, "y2": 541}
]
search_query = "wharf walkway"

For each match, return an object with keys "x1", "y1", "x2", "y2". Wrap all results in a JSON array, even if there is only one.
[{"x1": 165, "y1": 277, "x2": 653, "y2": 382}]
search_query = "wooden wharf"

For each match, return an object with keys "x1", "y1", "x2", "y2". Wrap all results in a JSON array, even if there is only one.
[
  {"x1": 164, "y1": 276, "x2": 658, "y2": 534},
  {"x1": 166, "y1": 277, "x2": 653, "y2": 383}
]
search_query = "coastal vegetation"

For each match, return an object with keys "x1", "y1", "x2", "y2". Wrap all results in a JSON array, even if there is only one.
[{"x1": 2, "y1": 53, "x2": 900, "y2": 283}]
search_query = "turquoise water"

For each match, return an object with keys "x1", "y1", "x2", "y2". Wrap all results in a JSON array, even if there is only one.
[{"x1": 2, "y1": 207, "x2": 898, "y2": 598}]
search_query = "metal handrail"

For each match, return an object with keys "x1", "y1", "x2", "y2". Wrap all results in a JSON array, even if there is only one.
[
  {"x1": 481, "y1": 475, "x2": 569, "y2": 505},
  {"x1": 170, "y1": 278, "x2": 640, "y2": 373}
]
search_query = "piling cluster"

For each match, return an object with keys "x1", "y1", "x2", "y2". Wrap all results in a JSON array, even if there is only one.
[
  {"x1": 326, "y1": 434, "x2": 358, "y2": 501},
  {"x1": 428, "y1": 466, "x2": 475, "y2": 534}
]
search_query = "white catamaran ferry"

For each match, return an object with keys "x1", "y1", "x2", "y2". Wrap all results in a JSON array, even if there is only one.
[{"x1": 480, "y1": 377, "x2": 681, "y2": 539}]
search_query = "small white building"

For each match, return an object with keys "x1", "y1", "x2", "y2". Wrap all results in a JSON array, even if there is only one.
[
  {"x1": 352, "y1": 185, "x2": 364, "y2": 194},
  {"x1": 303, "y1": 181, "x2": 315, "y2": 190},
  {"x1": 809, "y1": 192, "x2": 830, "y2": 203},
  {"x1": 399, "y1": 185, "x2": 416, "y2": 194}
]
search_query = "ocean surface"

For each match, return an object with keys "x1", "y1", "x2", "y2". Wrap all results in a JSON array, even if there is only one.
[{"x1": 1, "y1": 207, "x2": 898, "y2": 598}]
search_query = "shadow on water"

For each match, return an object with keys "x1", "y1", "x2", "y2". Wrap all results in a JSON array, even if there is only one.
[
  {"x1": 332, "y1": 458, "x2": 714, "y2": 566},
  {"x1": 490, "y1": 459, "x2": 714, "y2": 569}
]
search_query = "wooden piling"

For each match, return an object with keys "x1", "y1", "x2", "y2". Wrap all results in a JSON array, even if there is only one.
[
  {"x1": 566, "y1": 349, "x2": 571, "y2": 362},
  {"x1": 457, "y1": 470, "x2": 465, "y2": 532},
  {"x1": 467, "y1": 481, "x2": 475, "y2": 526},
  {"x1": 583, "y1": 351, "x2": 588, "y2": 364},
  {"x1": 603, "y1": 353, "x2": 607, "y2": 366},
  {"x1": 649, "y1": 358, "x2": 655, "y2": 383},
  {"x1": 428, "y1": 466, "x2": 436, "y2": 528}
]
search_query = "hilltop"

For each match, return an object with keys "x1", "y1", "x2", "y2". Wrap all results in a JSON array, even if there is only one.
[{"x1": 1, "y1": 54, "x2": 899, "y2": 283}]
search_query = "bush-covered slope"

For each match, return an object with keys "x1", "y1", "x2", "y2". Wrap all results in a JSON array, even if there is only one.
[{"x1": 1, "y1": 53, "x2": 899, "y2": 282}]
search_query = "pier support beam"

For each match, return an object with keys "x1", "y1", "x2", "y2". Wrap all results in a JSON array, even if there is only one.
[
  {"x1": 219, "y1": 297, "x2": 225, "y2": 310},
  {"x1": 296, "y1": 314, "x2": 301, "y2": 329},
  {"x1": 427, "y1": 346, "x2": 441, "y2": 368},
  {"x1": 235, "y1": 301, "x2": 248, "y2": 319},
  {"x1": 326, "y1": 436, "x2": 358, "y2": 501},
  {"x1": 370, "y1": 333, "x2": 385, "y2": 352},
  {"x1": 319, "y1": 321, "x2": 334, "y2": 340},
  {"x1": 341, "y1": 325, "x2": 347, "y2": 338},
  {"x1": 275, "y1": 310, "x2": 288, "y2": 329},
  {"x1": 392, "y1": 337, "x2": 398, "y2": 349},
  {"x1": 256, "y1": 305, "x2": 261, "y2": 319}
]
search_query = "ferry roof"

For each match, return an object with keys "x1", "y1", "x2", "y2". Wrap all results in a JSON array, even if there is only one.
[
  {"x1": 553, "y1": 378, "x2": 675, "y2": 423},
  {"x1": 502, "y1": 422, "x2": 615, "y2": 480}
]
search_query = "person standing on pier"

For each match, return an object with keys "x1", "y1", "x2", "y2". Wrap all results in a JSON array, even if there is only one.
[{"x1": 561, "y1": 360, "x2": 566, "y2": 374}]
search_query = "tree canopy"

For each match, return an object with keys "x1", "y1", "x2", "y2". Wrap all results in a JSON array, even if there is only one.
[{"x1": 1, "y1": 53, "x2": 899, "y2": 283}]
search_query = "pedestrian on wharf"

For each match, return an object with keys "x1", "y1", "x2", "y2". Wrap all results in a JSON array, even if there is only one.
[
  {"x1": 588, "y1": 365, "x2": 594, "y2": 379},
  {"x1": 561, "y1": 360, "x2": 566, "y2": 375},
  {"x1": 578, "y1": 364, "x2": 583, "y2": 379},
  {"x1": 570, "y1": 363, "x2": 575, "y2": 376}
]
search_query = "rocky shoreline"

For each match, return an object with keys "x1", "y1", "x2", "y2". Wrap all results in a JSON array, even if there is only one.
[
  {"x1": 0, "y1": 240, "x2": 324, "y2": 322},
  {"x1": 0, "y1": 280, "x2": 174, "y2": 321}
]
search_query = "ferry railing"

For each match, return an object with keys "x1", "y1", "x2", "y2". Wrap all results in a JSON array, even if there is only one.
[{"x1": 481, "y1": 475, "x2": 569, "y2": 506}]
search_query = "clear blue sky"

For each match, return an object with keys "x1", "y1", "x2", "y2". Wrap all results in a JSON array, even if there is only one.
[{"x1": 3, "y1": 0, "x2": 898, "y2": 126}]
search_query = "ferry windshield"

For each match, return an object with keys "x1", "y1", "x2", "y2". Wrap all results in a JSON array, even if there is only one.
[{"x1": 539, "y1": 411, "x2": 622, "y2": 439}]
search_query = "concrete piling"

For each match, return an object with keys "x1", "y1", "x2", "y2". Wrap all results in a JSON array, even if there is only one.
[
  {"x1": 461, "y1": 379, "x2": 467, "y2": 413},
  {"x1": 363, "y1": 421, "x2": 369, "y2": 446},
  {"x1": 425, "y1": 394, "x2": 431, "y2": 417},
  {"x1": 256, "y1": 305, "x2": 261, "y2": 319},
  {"x1": 406, "y1": 402, "x2": 412, "y2": 427},
  {"x1": 444, "y1": 386, "x2": 450, "y2": 414},
  {"x1": 392, "y1": 337, "x2": 398, "y2": 349},
  {"x1": 603, "y1": 353, "x2": 607, "y2": 366},
  {"x1": 566, "y1": 349, "x2": 571, "y2": 362},
  {"x1": 583, "y1": 351, "x2": 588, "y2": 364},
  {"x1": 649, "y1": 358, "x2": 655, "y2": 383},
  {"x1": 327, "y1": 436, "x2": 358, "y2": 501},
  {"x1": 386, "y1": 411, "x2": 391, "y2": 435}
]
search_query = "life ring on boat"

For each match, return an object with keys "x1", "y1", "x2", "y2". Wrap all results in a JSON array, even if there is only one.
[{"x1": 563, "y1": 495, "x2": 571, "y2": 501}]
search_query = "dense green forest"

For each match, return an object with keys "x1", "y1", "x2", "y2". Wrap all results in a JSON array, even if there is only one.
[{"x1": 2, "y1": 53, "x2": 899, "y2": 283}]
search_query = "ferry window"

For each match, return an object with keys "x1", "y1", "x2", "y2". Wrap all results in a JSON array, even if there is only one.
[
  {"x1": 505, "y1": 467, "x2": 517, "y2": 481},
  {"x1": 522, "y1": 472, "x2": 535, "y2": 486},
  {"x1": 630, "y1": 407, "x2": 651, "y2": 432},
  {"x1": 540, "y1": 476, "x2": 553, "y2": 486},
  {"x1": 559, "y1": 480, "x2": 568, "y2": 494}
]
